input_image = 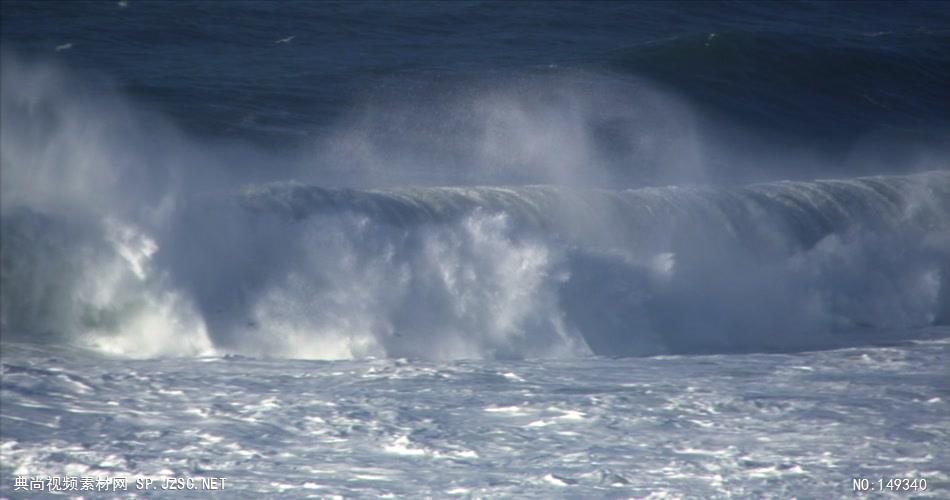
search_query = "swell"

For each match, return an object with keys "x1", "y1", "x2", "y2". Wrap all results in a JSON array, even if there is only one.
[{"x1": 611, "y1": 30, "x2": 950, "y2": 148}]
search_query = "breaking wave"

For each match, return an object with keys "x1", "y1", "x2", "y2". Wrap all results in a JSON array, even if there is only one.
[{"x1": 2, "y1": 55, "x2": 948, "y2": 360}]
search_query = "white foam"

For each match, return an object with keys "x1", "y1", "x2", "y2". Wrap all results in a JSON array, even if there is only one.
[{"x1": 383, "y1": 436, "x2": 427, "y2": 457}]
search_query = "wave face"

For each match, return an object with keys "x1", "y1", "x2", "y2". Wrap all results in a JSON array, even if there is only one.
[
  {"x1": 2, "y1": 53, "x2": 949, "y2": 360},
  {"x1": 4, "y1": 166, "x2": 948, "y2": 359},
  {"x1": 173, "y1": 172, "x2": 950, "y2": 358}
]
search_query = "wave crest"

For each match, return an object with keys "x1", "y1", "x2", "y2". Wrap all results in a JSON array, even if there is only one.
[{"x1": 2, "y1": 55, "x2": 948, "y2": 359}]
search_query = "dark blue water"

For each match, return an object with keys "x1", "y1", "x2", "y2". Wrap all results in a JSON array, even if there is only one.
[{"x1": 3, "y1": 0, "x2": 949, "y2": 180}]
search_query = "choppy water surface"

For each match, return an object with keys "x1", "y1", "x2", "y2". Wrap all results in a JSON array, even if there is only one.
[{"x1": 3, "y1": 334, "x2": 948, "y2": 498}]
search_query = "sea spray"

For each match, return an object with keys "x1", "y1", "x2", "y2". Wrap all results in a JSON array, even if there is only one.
[{"x1": 2, "y1": 55, "x2": 948, "y2": 359}]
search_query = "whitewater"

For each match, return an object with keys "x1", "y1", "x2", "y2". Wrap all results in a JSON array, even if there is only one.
[{"x1": 2, "y1": 1, "x2": 950, "y2": 496}]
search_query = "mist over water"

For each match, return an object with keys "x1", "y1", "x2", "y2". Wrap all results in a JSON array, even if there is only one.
[
  {"x1": 1, "y1": 45, "x2": 948, "y2": 360},
  {"x1": 310, "y1": 71, "x2": 706, "y2": 187}
]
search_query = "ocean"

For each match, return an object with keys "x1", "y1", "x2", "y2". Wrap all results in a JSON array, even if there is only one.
[{"x1": 1, "y1": 1, "x2": 948, "y2": 497}]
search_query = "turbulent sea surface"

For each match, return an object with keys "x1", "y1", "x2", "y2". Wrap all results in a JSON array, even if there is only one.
[
  {"x1": 2, "y1": 336, "x2": 948, "y2": 498},
  {"x1": 2, "y1": 1, "x2": 949, "y2": 497}
]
